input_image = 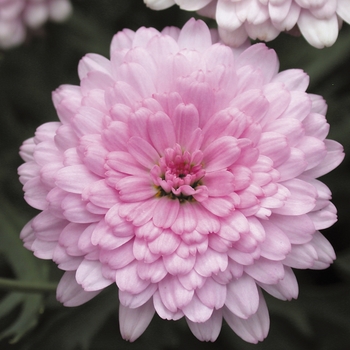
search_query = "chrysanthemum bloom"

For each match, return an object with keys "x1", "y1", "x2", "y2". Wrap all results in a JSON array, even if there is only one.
[
  {"x1": 18, "y1": 18, "x2": 344, "y2": 343},
  {"x1": 144, "y1": 0, "x2": 350, "y2": 48},
  {"x1": 0, "y1": 0, "x2": 72, "y2": 49}
]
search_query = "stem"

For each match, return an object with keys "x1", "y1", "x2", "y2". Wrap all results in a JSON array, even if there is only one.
[{"x1": 0, "y1": 277, "x2": 56, "y2": 294}]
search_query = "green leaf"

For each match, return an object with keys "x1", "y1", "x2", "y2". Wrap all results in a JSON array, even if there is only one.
[
  {"x1": 0, "y1": 198, "x2": 50, "y2": 343},
  {"x1": 27, "y1": 286, "x2": 119, "y2": 350}
]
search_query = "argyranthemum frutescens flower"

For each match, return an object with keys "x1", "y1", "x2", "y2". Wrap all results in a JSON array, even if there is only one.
[
  {"x1": 0, "y1": 0, "x2": 72, "y2": 49},
  {"x1": 18, "y1": 18, "x2": 344, "y2": 343},
  {"x1": 144, "y1": 0, "x2": 350, "y2": 48}
]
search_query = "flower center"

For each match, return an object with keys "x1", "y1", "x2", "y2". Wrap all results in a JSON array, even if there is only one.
[{"x1": 151, "y1": 144, "x2": 205, "y2": 202}]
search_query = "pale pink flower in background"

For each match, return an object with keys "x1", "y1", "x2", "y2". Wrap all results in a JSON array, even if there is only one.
[
  {"x1": 0, "y1": 0, "x2": 72, "y2": 48},
  {"x1": 144, "y1": 0, "x2": 350, "y2": 48},
  {"x1": 18, "y1": 18, "x2": 344, "y2": 343}
]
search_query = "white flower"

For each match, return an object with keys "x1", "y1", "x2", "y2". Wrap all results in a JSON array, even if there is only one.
[{"x1": 144, "y1": 0, "x2": 350, "y2": 48}]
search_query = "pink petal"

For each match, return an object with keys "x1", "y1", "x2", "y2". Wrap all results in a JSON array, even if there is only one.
[
  {"x1": 22, "y1": 177, "x2": 49, "y2": 210},
  {"x1": 272, "y1": 69, "x2": 309, "y2": 91},
  {"x1": 133, "y1": 237, "x2": 159, "y2": 263},
  {"x1": 200, "y1": 196, "x2": 234, "y2": 217},
  {"x1": 302, "y1": 112, "x2": 329, "y2": 140},
  {"x1": 158, "y1": 275, "x2": 194, "y2": 312},
  {"x1": 110, "y1": 28, "x2": 134, "y2": 51},
  {"x1": 279, "y1": 91, "x2": 312, "y2": 121},
  {"x1": 148, "y1": 111, "x2": 176, "y2": 155},
  {"x1": 117, "y1": 62, "x2": 156, "y2": 98},
  {"x1": 178, "y1": 78, "x2": 215, "y2": 128},
  {"x1": 178, "y1": 269, "x2": 206, "y2": 290},
  {"x1": 308, "y1": 202, "x2": 337, "y2": 230},
  {"x1": 225, "y1": 273, "x2": 259, "y2": 319},
  {"x1": 61, "y1": 193, "x2": 101, "y2": 223},
  {"x1": 116, "y1": 176, "x2": 156, "y2": 202},
  {"x1": 194, "y1": 248, "x2": 228, "y2": 277},
  {"x1": 127, "y1": 136, "x2": 159, "y2": 169},
  {"x1": 259, "y1": 220, "x2": 291, "y2": 260},
  {"x1": 309, "y1": 231, "x2": 336, "y2": 269},
  {"x1": 273, "y1": 178, "x2": 317, "y2": 216},
  {"x1": 56, "y1": 164, "x2": 100, "y2": 194},
  {"x1": 196, "y1": 277, "x2": 226, "y2": 309},
  {"x1": 182, "y1": 294, "x2": 213, "y2": 323},
  {"x1": 78, "y1": 53, "x2": 111, "y2": 80},
  {"x1": 177, "y1": 18, "x2": 212, "y2": 52},
  {"x1": 84, "y1": 180, "x2": 118, "y2": 208},
  {"x1": 236, "y1": 43, "x2": 279, "y2": 83},
  {"x1": 148, "y1": 229, "x2": 181, "y2": 255},
  {"x1": 107, "y1": 151, "x2": 148, "y2": 176},
  {"x1": 33, "y1": 141, "x2": 61, "y2": 166},
  {"x1": 303, "y1": 140, "x2": 344, "y2": 178},
  {"x1": 193, "y1": 203, "x2": 220, "y2": 234},
  {"x1": 153, "y1": 197, "x2": 180, "y2": 229},
  {"x1": 231, "y1": 89, "x2": 269, "y2": 124},
  {"x1": 119, "y1": 299, "x2": 155, "y2": 342},
  {"x1": 135, "y1": 220, "x2": 163, "y2": 241},
  {"x1": 271, "y1": 214, "x2": 315, "y2": 244},
  {"x1": 276, "y1": 148, "x2": 307, "y2": 181},
  {"x1": 223, "y1": 289, "x2": 269, "y2": 343},
  {"x1": 244, "y1": 258, "x2": 285, "y2": 284},
  {"x1": 172, "y1": 103, "x2": 200, "y2": 151},
  {"x1": 186, "y1": 309, "x2": 222, "y2": 342},
  {"x1": 91, "y1": 220, "x2": 133, "y2": 250},
  {"x1": 258, "y1": 132, "x2": 289, "y2": 168},
  {"x1": 115, "y1": 261, "x2": 150, "y2": 294},
  {"x1": 58, "y1": 222, "x2": 86, "y2": 255},
  {"x1": 283, "y1": 243, "x2": 318, "y2": 269},
  {"x1": 52, "y1": 85, "x2": 82, "y2": 125},
  {"x1": 204, "y1": 171, "x2": 235, "y2": 196},
  {"x1": 57, "y1": 271, "x2": 101, "y2": 307},
  {"x1": 137, "y1": 259, "x2": 168, "y2": 283},
  {"x1": 258, "y1": 266, "x2": 298, "y2": 301},
  {"x1": 203, "y1": 136, "x2": 241, "y2": 172},
  {"x1": 153, "y1": 290, "x2": 184, "y2": 320},
  {"x1": 118, "y1": 199, "x2": 158, "y2": 226},
  {"x1": 163, "y1": 251, "x2": 196, "y2": 275},
  {"x1": 99, "y1": 241, "x2": 135, "y2": 269},
  {"x1": 171, "y1": 202, "x2": 198, "y2": 234},
  {"x1": 76, "y1": 260, "x2": 113, "y2": 291},
  {"x1": 119, "y1": 283, "x2": 157, "y2": 308},
  {"x1": 30, "y1": 211, "x2": 66, "y2": 242}
]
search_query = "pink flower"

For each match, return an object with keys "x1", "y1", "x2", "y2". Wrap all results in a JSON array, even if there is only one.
[
  {"x1": 18, "y1": 18, "x2": 344, "y2": 343},
  {"x1": 0, "y1": 0, "x2": 72, "y2": 48},
  {"x1": 144, "y1": 0, "x2": 350, "y2": 48}
]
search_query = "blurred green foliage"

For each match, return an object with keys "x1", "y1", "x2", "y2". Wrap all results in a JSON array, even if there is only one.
[{"x1": 0, "y1": 0, "x2": 349, "y2": 349}]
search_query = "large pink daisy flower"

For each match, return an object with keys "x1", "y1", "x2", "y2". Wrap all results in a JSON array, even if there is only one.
[
  {"x1": 0, "y1": 0, "x2": 72, "y2": 48},
  {"x1": 144, "y1": 0, "x2": 350, "y2": 48},
  {"x1": 18, "y1": 18, "x2": 344, "y2": 343}
]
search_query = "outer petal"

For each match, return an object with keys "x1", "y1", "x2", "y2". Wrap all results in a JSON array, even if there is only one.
[
  {"x1": 57, "y1": 271, "x2": 101, "y2": 307},
  {"x1": 119, "y1": 299, "x2": 155, "y2": 342},
  {"x1": 225, "y1": 274, "x2": 259, "y2": 319},
  {"x1": 223, "y1": 289, "x2": 269, "y2": 344},
  {"x1": 298, "y1": 10, "x2": 338, "y2": 48},
  {"x1": 186, "y1": 309, "x2": 222, "y2": 342}
]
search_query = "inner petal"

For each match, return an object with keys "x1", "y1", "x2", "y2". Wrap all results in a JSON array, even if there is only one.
[{"x1": 151, "y1": 144, "x2": 206, "y2": 202}]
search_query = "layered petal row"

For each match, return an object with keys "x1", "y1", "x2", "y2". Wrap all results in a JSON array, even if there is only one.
[
  {"x1": 144, "y1": 0, "x2": 350, "y2": 48},
  {"x1": 18, "y1": 18, "x2": 344, "y2": 343}
]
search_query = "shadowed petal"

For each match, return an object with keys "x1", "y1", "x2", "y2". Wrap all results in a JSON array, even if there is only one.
[{"x1": 119, "y1": 299, "x2": 155, "y2": 342}]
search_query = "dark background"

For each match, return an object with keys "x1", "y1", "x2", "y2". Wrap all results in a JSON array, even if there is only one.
[{"x1": 0, "y1": 1, "x2": 349, "y2": 349}]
